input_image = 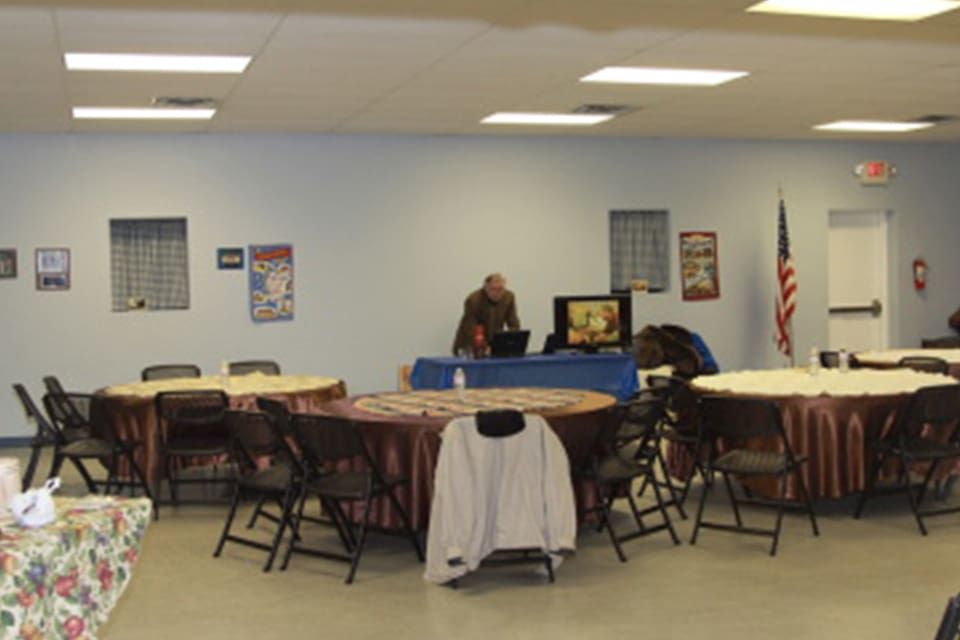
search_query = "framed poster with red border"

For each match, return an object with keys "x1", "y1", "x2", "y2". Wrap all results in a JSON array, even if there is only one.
[{"x1": 679, "y1": 231, "x2": 719, "y2": 301}]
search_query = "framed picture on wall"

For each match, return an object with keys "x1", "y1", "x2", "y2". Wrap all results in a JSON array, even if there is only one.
[
  {"x1": 217, "y1": 247, "x2": 244, "y2": 270},
  {"x1": 679, "y1": 232, "x2": 719, "y2": 301},
  {"x1": 0, "y1": 249, "x2": 16, "y2": 279},
  {"x1": 36, "y1": 247, "x2": 70, "y2": 291}
]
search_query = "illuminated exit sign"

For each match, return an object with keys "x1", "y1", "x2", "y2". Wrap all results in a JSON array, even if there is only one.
[{"x1": 855, "y1": 160, "x2": 894, "y2": 185}]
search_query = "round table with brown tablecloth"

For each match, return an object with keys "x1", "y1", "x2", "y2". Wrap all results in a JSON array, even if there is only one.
[
  {"x1": 98, "y1": 373, "x2": 347, "y2": 482},
  {"x1": 671, "y1": 368, "x2": 960, "y2": 500},
  {"x1": 321, "y1": 387, "x2": 617, "y2": 531}
]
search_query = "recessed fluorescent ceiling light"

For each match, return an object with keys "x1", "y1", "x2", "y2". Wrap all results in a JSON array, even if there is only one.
[
  {"x1": 64, "y1": 53, "x2": 250, "y2": 73},
  {"x1": 746, "y1": 0, "x2": 960, "y2": 21},
  {"x1": 580, "y1": 67, "x2": 748, "y2": 86},
  {"x1": 481, "y1": 112, "x2": 613, "y2": 126},
  {"x1": 72, "y1": 107, "x2": 216, "y2": 120},
  {"x1": 814, "y1": 120, "x2": 934, "y2": 132}
]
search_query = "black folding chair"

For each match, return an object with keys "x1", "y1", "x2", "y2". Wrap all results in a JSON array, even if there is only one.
[
  {"x1": 12, "y1": 384, "x2": 65, "y2": 491},
  {"x1": 142, "y1": 364, "x2": 201, "y2": 381},
  {"x1": 213, "y1": 410, "x2": 302, "y2": 572},
  {"x1": 934, "y1": 593, "x2": 960, "y2": 640},
  {"x1": 574, "y1": 403, "x2": 680, "y2": 562},
  {"x1": 42, "y1": 390, "x2": 154, "y2": 512},
  {"x1": 645, "y1": 374, "x2": 706, "y2": 517},
  {"x1": 428, "y1": 410, "x2": 570, "y2": 586},
  {"x1": 898, "y1": 356, "x2": 950, "y2": 375},
  {"x1": 854, "y1": 384, "x2": 960, "y2": 535},
  {"x1": 690, "y1": 395, "x2": 819, "y2": 556},
  {"x1": 154, "y1": 390, "x2": 232, "y2": 510},
  {"x1": 229, "y1": 360, "x2": 281, "y2": 376},
  {"x1": 282, "y1": 412, "x2": 423, "y2": 584}
]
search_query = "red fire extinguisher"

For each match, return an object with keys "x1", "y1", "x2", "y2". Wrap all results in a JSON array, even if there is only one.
[{"x1": 913, "y1": 258, "x2": 927, "y2": 291}]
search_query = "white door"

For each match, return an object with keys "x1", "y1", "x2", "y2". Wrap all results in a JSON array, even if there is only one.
[{"x1": 827, "y1": 210, "x2": 889, "y2": 352}]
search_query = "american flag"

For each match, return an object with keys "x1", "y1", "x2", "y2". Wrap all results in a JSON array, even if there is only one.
[{"x1": 775, "y1": 198, "x2": 796, "y2": 359}]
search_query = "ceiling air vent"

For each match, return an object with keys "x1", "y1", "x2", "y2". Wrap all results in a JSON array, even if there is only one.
[
  {"x1": 911, "y1": 114, "x2": 957, "y2": 124},
  {"x1": 572, "y1": 104, "x2": 636, "y2": 115},
  {"x1": 152, "y1": 96, "x2": 218, "y2": 108}
]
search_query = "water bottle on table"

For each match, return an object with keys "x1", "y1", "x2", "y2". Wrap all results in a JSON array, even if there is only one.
[
  {"x1": 838, "y1": 349, "x2": 850, "y2": 373},
  {"x1": 453, "y1": 367, "x2": 467, "y2": 401},
  {"x1": 808, "y1": 347, "x2": 820, "y2": 375}
]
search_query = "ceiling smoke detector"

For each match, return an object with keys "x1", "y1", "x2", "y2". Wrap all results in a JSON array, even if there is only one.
[{"x1": 152, "y1": 96, "x2": 218, "y2": 108}]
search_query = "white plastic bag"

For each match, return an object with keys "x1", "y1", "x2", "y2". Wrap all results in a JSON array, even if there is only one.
[{"x1": 9, "y1": 477, "x2": 61, "y2": 528}]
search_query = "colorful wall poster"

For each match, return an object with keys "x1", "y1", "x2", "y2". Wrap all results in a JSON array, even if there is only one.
[{"x1": 249, "y1": 244, "x2": 294, "y2": 322}]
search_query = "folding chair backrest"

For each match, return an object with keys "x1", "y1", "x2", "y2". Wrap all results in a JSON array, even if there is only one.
[
  {"x1": 647, "y1": 374, "x2": 699, "y2": 431},
  {"x1": 701, "y1": 395, "x2": 785, "y2": 441},
  {"x1": 155, "y1": 390, "x2": 228, "y2": 440},
  {"x1": 289, "y1": 413, "x2": 366, "y2": 468},
  {"x1": 42, "y1": 375, "x2": 67, "y2": 397},
  {"x1": 587, "y1": 404, "x2": 631, "y2": 459},
  {"x1": 42, "y1": 389, "x2": 93, "y2": 433},
  {"x1": 229, "y1": 360, "x2": 281, "y2": 376},
  {"x1": 899, "y1": 385, "x2": 960, "y2": 439},
  {"x1": 142, "y1": 364, "x2": 202, "y2": 381},
  {"x1": 225, "y1": 410, "x2": 297, "y2": 471},
  {"x1": 623, "y1": 396, "x2": 665, "y2": 431},
  {"x1": 899, "y1": 356, "x2": 950, "y2": 375},
  {"x1": 12, "y1": 384, "x2": 59, "y2": 444},
  {"x1": 475, "y1": 410, "x2": 525, "y2": 437},
  {"x1": 256, "y1": 396, "x2": 292, "y2": 435}
]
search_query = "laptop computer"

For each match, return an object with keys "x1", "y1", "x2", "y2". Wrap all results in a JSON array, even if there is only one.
[{"x1": 489, "y1": 330, "x2": 531, "y2": 358}]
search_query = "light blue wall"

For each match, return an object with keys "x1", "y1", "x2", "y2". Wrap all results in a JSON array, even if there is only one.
[{"x1": 2, "y1": 133, "x2": 958, "y2": 437}]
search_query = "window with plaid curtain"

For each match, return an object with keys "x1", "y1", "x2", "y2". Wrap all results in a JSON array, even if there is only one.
[
  {"x1": 110, "y1": 218, "x2": 189, "y2": 311},
  {"x1": 609, "y1": 209, "x2": 669, "y2": 293}
]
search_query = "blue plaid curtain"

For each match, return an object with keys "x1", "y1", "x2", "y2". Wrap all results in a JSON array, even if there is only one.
[
  {"x1": 609, "y1": 210, "x2": 669, "y2": 292},
  {"x1": 110, "y1": 218, "x2": 189, "y2": 311}
]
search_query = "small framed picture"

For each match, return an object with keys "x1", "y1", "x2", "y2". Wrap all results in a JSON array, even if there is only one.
[
  {"x1": 0, "y1": 249, "x2": 16, "y2": 279},
  {"x1": 36, "y1": 248, "x2": 70, "y2": 291},
  {"x1": 217, "y1": 247, "x2": 244, "y2": 270}
]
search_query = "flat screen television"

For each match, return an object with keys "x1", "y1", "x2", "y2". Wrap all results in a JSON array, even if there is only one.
[{"x1": 553, "y1": 294, "x2": 632, "y2": 351}]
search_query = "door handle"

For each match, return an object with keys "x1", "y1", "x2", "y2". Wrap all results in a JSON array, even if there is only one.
[{"x1": 829, "y1": 298, "x2": 882, "y2": 317}]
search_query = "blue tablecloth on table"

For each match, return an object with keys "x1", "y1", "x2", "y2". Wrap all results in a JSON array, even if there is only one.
[{"x1": 409, "y1": 353, "x2": 638, "y2": 401}]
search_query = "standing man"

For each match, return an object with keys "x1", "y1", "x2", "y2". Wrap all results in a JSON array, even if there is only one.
[{"x1": 452, "y1": 273, "x2": 520, "y2": 355}]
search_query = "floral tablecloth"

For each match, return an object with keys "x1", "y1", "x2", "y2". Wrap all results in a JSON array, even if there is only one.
[{"x1": 0, "y1": 496, "x2": 151, "y2": 640}]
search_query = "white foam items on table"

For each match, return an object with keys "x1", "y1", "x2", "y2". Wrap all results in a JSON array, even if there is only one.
[{"x1": 692, "y1": 368, "x2": 957, "y2": 397}]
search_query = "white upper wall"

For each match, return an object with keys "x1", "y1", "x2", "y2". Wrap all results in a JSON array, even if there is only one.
[{"x1": 2, "y1": 133, "x2": 959, "y2": 437}]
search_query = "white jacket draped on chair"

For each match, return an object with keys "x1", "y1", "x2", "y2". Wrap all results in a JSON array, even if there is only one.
[{"x1": 424, "y1": 413, "x2": 576, "y2": 584}]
